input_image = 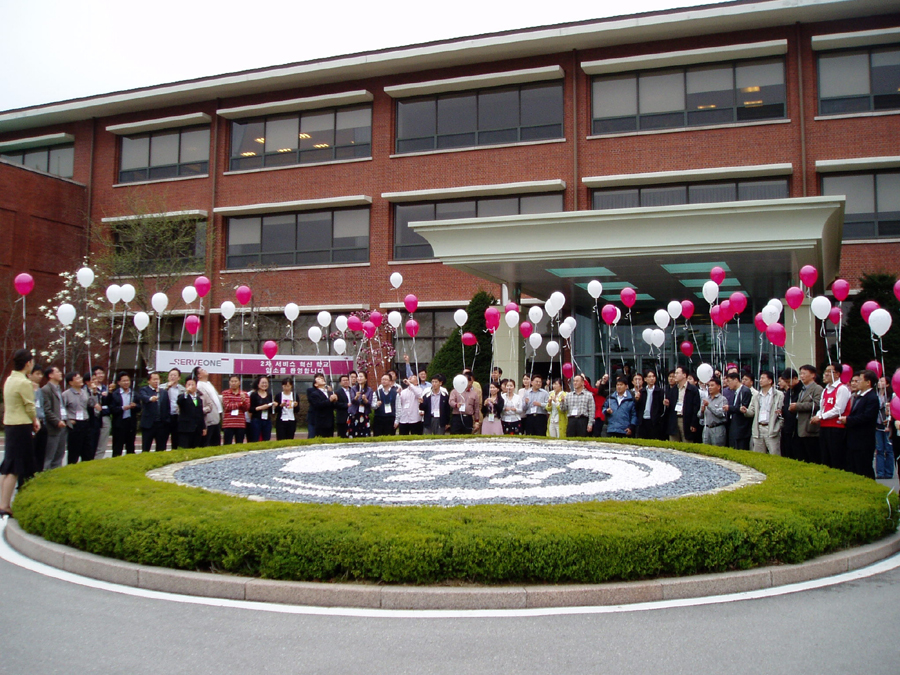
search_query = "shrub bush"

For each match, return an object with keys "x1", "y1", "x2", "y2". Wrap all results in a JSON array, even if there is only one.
[{"x1": 12, "y1": 436, "x2": 897, "y2": 585}]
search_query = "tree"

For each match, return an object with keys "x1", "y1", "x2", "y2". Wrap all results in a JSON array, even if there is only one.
[
  {"x1": 839, "y1": 272, "x2": 899, "y2": 373},
  {"x1": 428, "y1": 290, "x2": 496, "y2": 387}
]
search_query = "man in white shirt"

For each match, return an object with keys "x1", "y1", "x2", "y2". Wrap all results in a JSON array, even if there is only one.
[
  {"x1": 397, "y1": 378, "x2": 424, "y2": 435},
  {"x1": 744, "y1": 370, "x2": 785, "y2": 455},
  {"x1": 192, "y1": 367, "x2": 222, "y2": 446}
]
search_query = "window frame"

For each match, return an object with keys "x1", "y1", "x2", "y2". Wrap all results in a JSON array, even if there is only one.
[
  {"x1": 590, "y1": 57, "x2": 787, "y2": 135},
  {"x1": 816, "y1": 45, "x2": 900, "y2": 116},
  {"x1": 118, "y1": 127, "x2": 210, "y2": 184},
  {"x1": 820, "y1": 170, "x2": 900, "y2": 240},
  {"x1": 591, "y1": 178, "x2": 790, "y2": 210},
  {"x1": 1, "y1": 143, "x2": 75, "y2": 178}
]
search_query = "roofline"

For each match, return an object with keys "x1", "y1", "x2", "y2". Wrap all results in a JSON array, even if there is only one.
[{"x1": 0, "y1": 0, "x2": 895, "y2": 134}]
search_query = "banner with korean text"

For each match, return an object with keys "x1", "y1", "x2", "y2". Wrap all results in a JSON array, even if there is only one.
[{"x1": 155, "y1": 350, "x2": 354, "y2": 377}]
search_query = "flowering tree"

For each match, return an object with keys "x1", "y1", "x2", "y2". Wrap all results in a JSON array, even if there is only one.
[{"x1": 329, "y1": 309, "x2": 396, "y2": 379}]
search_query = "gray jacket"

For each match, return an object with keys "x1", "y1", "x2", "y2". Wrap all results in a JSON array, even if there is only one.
[{"x1": 794, "y1": 382, "x2": 824, "y2": 438}]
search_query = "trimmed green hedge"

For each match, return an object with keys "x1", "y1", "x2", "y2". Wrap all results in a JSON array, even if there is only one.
[{"x1": 12, "y1": 436, "x2": 898, "y2": 584}]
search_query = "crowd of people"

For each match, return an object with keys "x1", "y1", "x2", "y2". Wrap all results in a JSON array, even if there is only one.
[{"x1": 1, "y1": 347, "x2": 894, "y2": 518}]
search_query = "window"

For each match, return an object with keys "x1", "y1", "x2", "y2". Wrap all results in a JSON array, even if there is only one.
[
  {"x1": 591, "y1": 58, "x2": 785, "y2": 134},
  {"x1": 227, "y1": 208, "x2": 369, "y2": 268},
  {"x1": 112, "y1": 218, "x2": 206, "y2": 274},
  {"x1": 818, "y1": 46, "x2": 900, "y2": 115},
  {"x1": 119, "y1": 127, "x2": 209, "y2": 183},
  {"x1": 393, "y1": 310, "x2": 456, "y2": 369},
  {"x1": 229, "y1": 106, "x2": 371, "y2": 171},
  {"x1": 395, "y1": 82, "x2": 563, "y2": 153},
  {"x1": 394, "y1": 193, "x2": 563, "y2": 260},
  {"x1": 821, "y1": 171, "x2": 900, "y2": 239},
  {"x1": 1, "y1": 144, "x2": 74, "y2": 178},
  {"x1": 592, "y1": 178, "x2": 789, "y2": 210}
]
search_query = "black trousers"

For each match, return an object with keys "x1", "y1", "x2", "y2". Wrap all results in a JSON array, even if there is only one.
[
  {"x1": 592, "y1": 418, "x2": 605, "y2": 437},
  {"x1": 205, "y1": 423, "x2": 221, "y2": 447},
  {"x1": 450, "y1": 414, "x2": 474, "y2": 434},
  {"x1": 32, "y1": 424, "x2": 48, "y2": 472},
  {"x1": 372, "y1": 416, "x2": 395, "y2": 437},
  {"x1": 398, "y1": 422, "x2": 423, "y2": 436},
  {"x1": 567, "y1": 416, "x2": 590, "y2": 438},
  {"x1": 638, "y1": 418, "x2": 665, "y2": 440},
  {"x1": 222, "y1": 428, "x2": 246, "y2": 445},
  {"x1": 731, "y1": 436, "x2": 751, "y2": 451},
  {"x1": 336, "y1": 421, "x2": 349, "y2": 438},
  {"x1": 167, "y1": 416, "x2": 180, "y2": 450},
  {"x1": 315, "y1": 423, "x2": 335, "y2": 439},
  {"x1": 112, "y1": 417, "x2": 137, "y2": 457},
  {"x1": 276, "y1": 419, "x2": 297, "y2": 441},
  {"x1": 524, "y1": 414, "x2": 548, "y2": 437},
  {"x1": 179, "y1": 429, "x2": 205, "y2": 450},
  {"x1": 802, "y1": 435, "x2": 821, "y2": 464},
  {"x1": 142, "y1": 421, "x2": 168, "y2": 452},
  {"x1": 67, "y1": 420, "x2": 93, "y2": 465},
  {"x1": 820, "y1": 427, "x2": 847, "y2": 470}
]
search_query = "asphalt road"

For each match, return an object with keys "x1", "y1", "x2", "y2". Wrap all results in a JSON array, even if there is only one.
[{"x1": 2, "y1": 531, "x2": 899, "y2": 675}]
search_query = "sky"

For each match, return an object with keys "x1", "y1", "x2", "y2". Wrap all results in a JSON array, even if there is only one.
[{"x1": 0, "y1": 0, "x2": 719, "y2": 111}]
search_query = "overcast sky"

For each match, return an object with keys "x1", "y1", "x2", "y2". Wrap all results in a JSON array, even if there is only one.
[{"x1": 1, "y1": 0, "x2": 718, "y2": 111}]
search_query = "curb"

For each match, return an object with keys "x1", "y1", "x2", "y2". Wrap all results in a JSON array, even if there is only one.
[{"x1": 6, "y1": 520, "x2": 900, "y2": 610}]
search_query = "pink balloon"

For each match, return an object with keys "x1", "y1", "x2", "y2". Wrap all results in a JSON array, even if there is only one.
[
  {"x1": 799, "y1": 265, "x2": 818, "y2": 288},
  {"x1": 785, "y1": 286, "x2": 804, "y2": 310},
  {"x1": 891, "y1": 396, "x2": 900, "y2": 421},
  {"x1": 185, "y1": 314, "x2": 201, "y2": 335},
  {"x1": 263, "y1": 340, "x2": 278, "y2": 360},
  {"x1": 347, "y1": 315, "x2": 363, "y2": 332},
  {"x1": 892, "y1": 369, "x2": 900, "y2": 396},
  {"x1": 840, "y1": 364, "x2": 853, "y2": 384},
  {"x1": 766, "y1": 322, "x2": 786, "y2": 347},
  {"x1": 562, "y1": 363, "x2": 574, "y2": 379},
  {"x1": 620, "y1": 287, "x2": 636, "y2": 308},
  {"x1": 832, "y1": 279, "x2": 850, "y2": 302},
  {"x1": 711, "y1": 304, "x2": 725, "y2": 327},
  {"x1": 720, "y1": 300, "x2": 733, "y2": 322},
  {"x1": 235, "y1": 285, "x2": 252, "y2": 306},
  {"x1": 754, "y1": 312, "x2": 767, "y2": 333},
  {"x1": 681, "y1": 300, "x2": 695, "y2": 321},
  {"x1": 600, "y1": 304, "x2": 618, "y2": 325},
  {"x1": 13, "y1": 273, "x2": 34, "y2": 296},
  {"x1": 861, "y1": 300, "x2": 880, "y2": 323},
  {"x1": 680, "y1": 341, "x2": 694, "y2": 358},
  {"x1": 362, "y1": 321, "x2": 376, "y2": 339},
  {"x1": 866, "y1": 360, "x2": 883, "y2": 378},
  {"x1": 894, "y1": 280, "x2": 900, "y2": 303},
  {"x1": 828, "y1": 306, "x2": 842, "y2": 325},
  {"x1": 520, "y1": 321, "x2": 533, "y2": 339},
  {"x1": 729, "y1": 292, "x2": 747, "y2": 315},
  {"x1": 369, "y1": 310, "x2": 383, "y2": 328},
  {"x1": 404, "y1": 294, "x2": 418, "y2": 313},
  {"x1": 504, "y1": 302, "x2": 519, "y2": 313},
  {"x1": 485, "y1": 307, "x2": 500, "y2": 333},
  {"x1": 710, "y1": 266, "x2": 726, "y2": 284},
  {"x1": 194, "y1": 276, "x2": 211, "y2": 298},
  {"x1": 461, "y1": 332, "x2": 477, "y2": 346},
  {"x1": 405, "y1": 319, "x2": 419, "y2": 338}
]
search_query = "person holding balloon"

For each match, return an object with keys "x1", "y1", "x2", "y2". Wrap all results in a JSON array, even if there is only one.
[
  {"x1": 248, "y1": 376, "x2": 275, "y2": 442},
  {"x1": 191, "y1": 367, "x2": 222, "y2": 446},
  {"x1": 480, "y1": 381, "x2": 505, "y2": 436},
  {"x1": 699, "y1": 377, "x2": 728, "y2": 447},
  {"x1": 349, "y1": 372, "x2": 374, "y2": 438},
  {"x1": 221, "y1": 375, "x2": 250, "y2": 445},
  {"x1": 874, "y1": 376, "x2": 894, "y2": 479},
  {"x1": 811, "y1": 363, "x2": 852, "y2": 470},
  {"x1": 561, "y1": 375, "x2": 594, "y2": 438},
  {"x1": 500, "y1": 379, "x2": 523, "y2": 435},
  {"x1": 635, "y1": 370, "x2": 665, "y2": 440}
]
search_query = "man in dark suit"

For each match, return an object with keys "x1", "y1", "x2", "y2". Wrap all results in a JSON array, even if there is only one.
[
  {"x1": 421, "y1": 375, "x2": 451, "y2": 435},
  {"x1": 177, "y1": 379, "x2": 207, "y2": 449},
  {"x1": 138, "y1": 372, "x2": 169, "y2": 452},
  {"x1": 333, "y1": 374, "x2": 352, "y2": 438},
  {"x1": 841, "y1": 369, "x2": 879, "y2": 478},
  {"x1": 109, "y1": 372, "x2": 140, "y2": 456},
  {"x1": 636, "y1": 369, "x2": 666, "y2": 440},
  {"x1": 306, "y1": 373, "x2": 337, "y2": 439},
  {"x1": 725, "y1": 371, "x2": 753, "y2": 450},
  {"x1": 664, "y1": 366, "x2": 701, "y2": 443}
]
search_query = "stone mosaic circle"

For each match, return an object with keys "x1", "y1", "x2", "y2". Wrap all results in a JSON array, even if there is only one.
[{"x1": 169, "y1": 438, "x2": 759, "y2": 506}]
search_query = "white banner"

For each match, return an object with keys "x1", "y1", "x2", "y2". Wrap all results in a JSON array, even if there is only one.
[{"x1": 155, "y1": 350, "x2": 353, "y2": 377}]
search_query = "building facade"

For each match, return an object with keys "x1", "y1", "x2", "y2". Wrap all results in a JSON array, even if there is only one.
[{"x1": 1, "y1": 0, "x2": 898, "y2": 379}]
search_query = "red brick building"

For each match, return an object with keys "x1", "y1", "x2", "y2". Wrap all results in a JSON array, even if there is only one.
[{"x1": 1, "y1": 0, "x2": 898, "y2": 378}]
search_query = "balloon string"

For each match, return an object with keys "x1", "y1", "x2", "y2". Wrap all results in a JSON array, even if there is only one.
[
  {"x1": 22, "y1": 296, "x2": 26, "y2": 349},
  {"x1": 134, "y1": 332, "x2": 141, "y2": 372},
  {"x1": 108, "y1": 310, "x2": 116, "y2": 375},
  {"x1": 116, "y1": 306, "x2": 127, "y2": 372},
  {"x1": 687, "y1": 320, "x2": 703, "y2": 364},
  {"x1": 737, "y1": 318, "x2": 742, "y2": 366}
]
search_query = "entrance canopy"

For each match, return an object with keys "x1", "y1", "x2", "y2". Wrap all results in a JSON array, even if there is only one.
[{"x1": 411, "y1": 197, "x2": 845, "y2": 311}]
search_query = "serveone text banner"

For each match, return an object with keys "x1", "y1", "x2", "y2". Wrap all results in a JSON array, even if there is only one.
[{"x1": 155, "y1": 350, "x2": 354, "y2": 376}]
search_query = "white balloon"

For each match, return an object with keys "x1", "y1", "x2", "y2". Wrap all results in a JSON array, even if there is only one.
[
  {"x1": 613, "y1": 307, "x2": 622, "y2": 325},
  {"x1": 317, "y1": 311, "x2": 332, "y2": 327},
  {"x1": 654, "y1": 309, "x2": 670, "y2": 330},
  {"x1": 387, "y1": 311, "x2": 402, "y2": 328},
  {"x1": 558, "y1": 323, "x2": 573, "y2": 340},
  {"x1": 335, "y1": 315, "x2": 348, "y2": 333},
  {"x1": 642, "y1": 328, "x2": 654, "y2": 345},
  {"x1": 333, "y1": 338, "x2": 347, "y2": 355},
  {"x1": 56, "y1": 303, "x2": 76, "y2": 326},
  {"x1": 453, "y1": 374, "x2": 468, "y2": 394},
  {"x1": 133, "y1": 311, "x2": 150, "y2": 332},
  {"x1": 545, "y1": 298, "x2": 557, "y2": 319},
  {"x1": 761, "y1": 304, "x2": 780, "y2": 326},
  {"x1": 702, "y1": 280, "x2": 719, "y2": 304},
  {"x1": 284, "y1": 303, "x2": 300, "y2": 322},
  {"x1": 650, "y1": 328, "x2": 666, "y2": 348},
  {"x1": 564, "y1": 316, "x2": 577, "y2": 329},
  {"x1": 546, "y1": 340, "x2": 560, "y2": 357},
  {"x1": 767, "y1": 298, "x2": 784, "y2": 315},
  {"x1": 220, "y1": 301, "x2": 236, "y2": 321},
  {"x1": 308, "y1": 326, "x2": 322, "y2": 343},
  {"x1": 389, "y1": 272, "x2": 403, "y2": 289},
  {"x1": 810, "y1": 296, "x2": 832, "y2": 321},
  {"x1": 151, "y1": 292, "x2": 168, "y2": 314},
  {"x1": 550, "y1": 292, "x2": 565, "y2": 311},
  {"x1": 587, "y1": 280, "x2": 603, "y2": 299},
  {"x1": 528, "y1": 306, "x2": 543, "y2": 324},
  {"x1": 697, "y1": 363, "x2": 714, "y2": 384},
  {"x1": 529, "y1": 333, "x2": 543, "y2": 349},
  {"x1": 667, "y1": 300, "x2": 683, "y2": 320},
  {"x1": 120, "y1": 283, "x2": 136, "y2": 304},
  {"x1": 454, "y1": 309, "x2": 468, "y2": 327},
  {"x1": 181, "y1": 286, "x2": 198, "y2": 304},
  {"x1": 868, "y1": 308, "x2": 893, "y2": 337},
  {"x1": 76, "y1": 267, "x2": 94, "y2": 288},
  {"x1": 505, "y1": 310, "x2": 520, "y2": 328},
  {"x1": 105, "y1": 284, "x2": 121, "y2": 305}
]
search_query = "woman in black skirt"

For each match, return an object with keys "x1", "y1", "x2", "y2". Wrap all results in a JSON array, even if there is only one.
[
  {"x1": 1, "y1": 349, "x2": 38, "y2": 518},
  {"x1": 349, "y1": 371, "x2": 374, "y2": 438}
]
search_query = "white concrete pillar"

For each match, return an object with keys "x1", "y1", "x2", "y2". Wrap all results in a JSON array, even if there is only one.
[{"x1": 493, "y1": 318, "x2": 523, "y2": 385}]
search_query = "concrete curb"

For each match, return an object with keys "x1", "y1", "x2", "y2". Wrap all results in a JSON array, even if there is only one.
[{"x1": 6, "y1": 520, "x2": 900, "y2": 610}]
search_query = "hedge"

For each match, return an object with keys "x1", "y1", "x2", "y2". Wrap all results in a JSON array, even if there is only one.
[{"x1": 12, "y1": 436, "x2": 898, "y2": 585}]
